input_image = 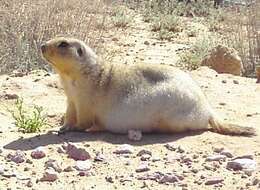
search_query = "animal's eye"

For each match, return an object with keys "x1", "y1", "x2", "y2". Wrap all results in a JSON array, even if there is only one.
[
  {"x1": 58, "y1": 41, "x2": 69, "y2": 48},
  {"x1": 77, "y1": 48, "x2": 83, "y2": 57}
]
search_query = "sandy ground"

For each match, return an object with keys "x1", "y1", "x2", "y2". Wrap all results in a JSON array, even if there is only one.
[{"x1": 0, "y1": 9, "x2": 260, "y2": 190}]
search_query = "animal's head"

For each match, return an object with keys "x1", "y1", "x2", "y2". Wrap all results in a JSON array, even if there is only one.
[{"x1": 41, "y1": 37, "x2": 97, "y2": 77}]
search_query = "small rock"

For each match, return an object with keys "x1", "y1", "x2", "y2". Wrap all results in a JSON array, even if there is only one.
[
  {"x1": 26, "y1": 159, "x2": 33, "y2": 164},
  {"x1": 0, "y1": 165, "x2": 4, "y2": 174},
  {"x1": 252, "y1": 178, "x2": 260, "y2": 186},
  {"x1": 94, "y1": 152, "x2": 106, "y2": 162},
  {"x1": 26, "y1": 180, "x2": 33, "y2": 187},
  {"x1": 74, "y1": 160, "x2": 92, "y2": 171},
  {"x1": 2, "y1": 171, "x2": 16, "y2": 178},
  {"x1": 177, "y1": 146, "x2": 185, "y2": 153},
  {"x1": 78, "y1": 171, "x2": 91, "y2": 176},
  {"x1": 0, "y1": 146, "x2": 3, "y2": 154},
  {"x1": 63, "y1": 142, "x2": 91, "y2": 161},
  {"x1": 227, "y1": 159, "x2": 257, "y2": 171},
  {"x1": 63, "y1": 166, "x2": 74, "y2": 172},
  {"x1": 137, "y1": 172, "x2": 163, "y2": 181},
  {"x1": 31, "y1": 146, "x2": 46, "y2": 159},
  {"x1": 44, "y1": 159, "x2": 62, "y2": 173},
  {"x1": 159, "y1": 174, "x2": 179, "y2": 184},
  {"x1": 233, "y1": 80, "x2": 239, "y2": 84},
  {"x1": 205, "y1": 177, "x2": 224, "y2": 185},
  {"x1": 6, "y1": 150, "x2": 26, "y2": 163},
  {"x1": 141, "y1": 154, "x2": 151, "y2": 161},
  {"x1": 105, "y1": 176, "x2": 114, "y2": 183},
  {"x1": 113, "y1": 144, "x2": 134, "y2": 154},
  {"x1": 222, "y1": 80, "x2": 227, "y2": 84},
  {"x1": 4, "y1": 93, "x2": 19, "y2": 100},
  {"x1": 220, "y1": 150, "x2": 233, "y2": 158},
  {"x1": 128, "y1": 129, "x2": 142, "y2": 141},
  {"x1": 213, "y1": 147, "x2": 224, "y2": 153},
  {"x1": 40, "y1": 168, "x2": 58, "y2": 182},
  {"x1": 233, "y1": 155, "x2": 254, "y2": 160},
  {"x1": 164, "y1": 143, "x2": 176, "y2": 151},
  {"x1": 206, "y1": 155, "x2": 226, "y2": 162},
  {"x1": 137, "y1": 149, "x2": 152, "y2": 157},
  {"x1": 136, "y1": 163, "x2": 150, "y2": 172},
  {"x1": 144, "y1": 41, "x2": 150, "y2": 45}
]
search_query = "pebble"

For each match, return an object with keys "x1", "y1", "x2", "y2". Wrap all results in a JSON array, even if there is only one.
[
  {"x1": 164, "y1": 143, "x2": 176, "y2": 151},
  {"x1": 159, "y1": 174, "x2": 179, "y2": 184},
  {"x1": 206, "y1": 155, "x2": 226, "y2": 162},
  {"x1": 141, "y1": 154, "x2": 151, "y2": 161},
  {"x1": 113, "y1": 144, "x2": 134, "y2": 154},
  {"x1": 135, "y1": 163, "x2": 150, "y2": 172},
  {"x1": 128, "y1": 129, "x2": 142, "y2": 141},
  {"x1": 94, "y1": 152, "x2": 106, "y2": 162},
  {"x1": 74, "y1": 160, "x2": 92, "y2": 171},
  {"x1": 227, "y1": 158, "x2": 257, "y2": 171},
  {"x1": 6, "y1": 150, "x2": 26, "y2": 163},
  {"x1": 0, "y1": 165, "x2": 4, "y2": 174},
  {"x1": 137, "y1": 149, "x2": 152, "y2": 157},
  {"x1": 40, "y1": 168, "x2": 58, "y2": 182},
  {"x1": 144, "y1": 41, "x2": 150, "y2": 45},
  {"x1": 220, "y1": 150, "x2": 233, "y2": 158},
  {"x1": 105, "y1": 176, "x2": 114, "y2": 183},
  {"x1": 45, "y1": 159, "x2": 62, "y2": 173},
  {"x1": 78, "y1": 171, "x2": 91, "y2": 177},
  {"x1": 63, "y1": 142, "x2": 91, "y2": 161},
  {"x1": 205, "y1": 177, "x2": 224, "y2": 185},
  {"x1": 233, "y1": 80, "x2": 239, "y2": 84},
  {"x1": 31, "y1": 146, "x2": 46, "y2": 159},
  {"x1": 26, "y1": 180, "x2": 33, "y2": 187},
  {"x1": 63, "y1": 166, "x2": 74, "y2": 172}
]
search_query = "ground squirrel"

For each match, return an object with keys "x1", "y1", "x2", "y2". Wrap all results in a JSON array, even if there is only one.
[{"x1": 41, "y1": 37, "x2": 256, "y2": 136}]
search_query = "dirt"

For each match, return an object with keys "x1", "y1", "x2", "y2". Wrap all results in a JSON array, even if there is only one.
[{"x1": 0, "y1": 10, "x2": 260, "y2": 190}]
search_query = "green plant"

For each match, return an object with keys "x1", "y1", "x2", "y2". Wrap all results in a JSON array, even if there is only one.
[
  {"x1": 111, "y1": 6, "x2": 132, "y2": 28},
  {"x1": 10, "y1": 99, "x2": 48, "y2": 133},
  {"x1": 178, "y1": 33, "x2": 222, "y2": 70}
]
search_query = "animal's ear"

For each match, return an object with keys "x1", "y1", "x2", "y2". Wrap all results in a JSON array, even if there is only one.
[{"x1": 77, "y1": 47, "x2": 83, "y2": 57}]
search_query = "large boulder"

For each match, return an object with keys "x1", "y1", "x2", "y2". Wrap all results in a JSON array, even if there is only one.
[{"x1": 201, "y1": 45, "x2": 243, "y2": 76}]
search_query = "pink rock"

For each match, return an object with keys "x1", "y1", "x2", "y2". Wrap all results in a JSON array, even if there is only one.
[
  {"x1": 40, "y1": 168, "x2": 58, "y2": 182},
  {"x1": 63, "y1": 142, "x2": 91, "y2": 161},
  {"x1": 205, "y1": 177, "x2": 224, "y2": 185},
  {"x1": 128, "y1": 130, "x2": 142, "y2": 141},
  {"x1": 6, "y1": 150, "x2": 26, "y2": 163},
  {"x1": 31, "y1": 147, "x2": 46, "y2": 159}
]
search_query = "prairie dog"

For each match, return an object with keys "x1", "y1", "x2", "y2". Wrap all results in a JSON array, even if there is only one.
[{"x1": 41, "y1": 37, "x2": 256, "y2": 136}]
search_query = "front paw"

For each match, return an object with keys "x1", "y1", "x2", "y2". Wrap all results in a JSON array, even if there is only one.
[{"x1": 58, "y1": 124, "x2": 74, "y2": 135}]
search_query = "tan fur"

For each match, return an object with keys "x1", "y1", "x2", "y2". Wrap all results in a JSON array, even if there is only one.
[{"x1": 41, "y1": 37, "x2": 256, "y2": 136}]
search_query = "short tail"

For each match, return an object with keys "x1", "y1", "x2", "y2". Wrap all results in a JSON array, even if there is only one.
[{"x1": 209, "y1": 116, "x2": 256, "y2": 136}]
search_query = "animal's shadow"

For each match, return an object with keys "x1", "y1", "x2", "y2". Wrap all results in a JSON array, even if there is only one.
[{"x1": 4, "y1": 130, "x2": 206, "y2": 151}]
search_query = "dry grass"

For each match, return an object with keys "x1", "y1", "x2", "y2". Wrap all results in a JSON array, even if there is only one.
[{"x1": 0, "y1": 0, "x2": 110, "y2": 74}]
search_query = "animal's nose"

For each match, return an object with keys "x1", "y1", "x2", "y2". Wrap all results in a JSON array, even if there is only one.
[{"x1": 41, "y1": 43, "x2": 47, "y2": 53}]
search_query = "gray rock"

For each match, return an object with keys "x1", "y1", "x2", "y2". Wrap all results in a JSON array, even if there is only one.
[
  {"x1": 227, "y1": 159, "x2": 257, "y2": 171},
  {"x1": 141, "y1": 154, "x2": 151, "y2": 161},
  {"x1": 113, "y1": 144, "x2": 134, "y2": 154},
  {"x1": 40, "y1": 168, "x2": 58, "y2": 182},
  {"x1": 6, "y1": 150, "x2": 26, "y2": 163},
  {"x1": 164, "y1": 143, "x2": 176, "y2": 151},
  {"x1": 0, "y1": 165, "x2": 4, "y2": 174},
  {"x1": 159, "y1": 174, "x2": 179, "y2": 184},
  {"x1": 63, "y1": 166, "x2": 74, "y2": 172},
  {"x1": 136, "y1": 163, "x2": 150, "y2": 172},
  {"x1": 206, "y1": 155, "x2": 226, "y2": 162},
  {"x1": 74, "y1": 160, "x2": 92, "y2": 171},
  {"x1": 220, "y1": 150, "x2": 233, "y2": 158},
  {"x1": 205, "y1": 177, "x2": 224, "y2": 185},
  {"x1": 45, "y1": 159, "x2": 62, "y2": 173},
  {"x1": 94, "y1": 152, "x2": 106, "y2": 162},
  {"x1": 31, "y1": 146, "x2": 46, "y2": 159},
  {"x1": 137, "y1": 149, "x2": 152, "y2": 157}
]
